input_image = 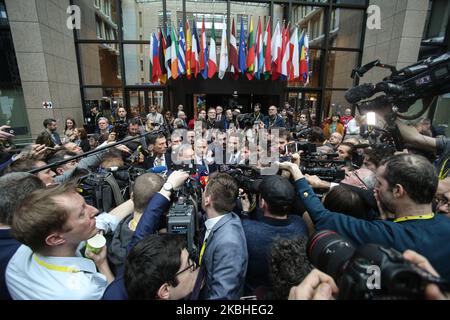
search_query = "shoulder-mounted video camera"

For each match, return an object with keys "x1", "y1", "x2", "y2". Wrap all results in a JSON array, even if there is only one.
[
  {"x1": 345, "y1": 52, "x2": 450, "y2": 150},
  {"x1": 346, "y1": 52, "x2": 450, "y2": 114}
]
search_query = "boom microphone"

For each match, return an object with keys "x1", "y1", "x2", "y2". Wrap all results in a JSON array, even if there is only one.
[{"x1": 345, "y1": 83, "x2": 376, "y2": 104}]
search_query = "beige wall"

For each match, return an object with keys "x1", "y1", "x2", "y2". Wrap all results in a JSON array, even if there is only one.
[
  {"x1": 362, "y1": 0, "x2": 429, "y2": 83},
  {"x1": 5, "y1": 0, "x2": 83, "y2": 139}
]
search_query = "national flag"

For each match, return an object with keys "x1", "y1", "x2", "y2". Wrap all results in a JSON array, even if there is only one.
[
  {"x1": 207, "y1": 19, "x2": 217, "y2": 78},
  {"x1": 170, "y1": 23, "x2": 179, "y2": 79},
  {"x1": 280, "y1": 23, "x2": 290, "y2": 80},
  {"x1": 229, "y1": 18, "x2": 239, "y2": 79},
  {"x1": 245, "y1": 17, "x2": 255, "y2": 80},
  {"x1": 150, "y1": 32, "x2": 162, "y2": 83},
  {"x1": 263, "y1": 17, "x2": 271, "y2": 79},
  {"x1": 218, "y1": 17, "x2": 228, "y2": 79},
  {"x1": 271, "y1": 20, "x2": 282, "y2": 80},
  {"x1": 200, "y1": 17, "x2": 208, "y2": 79},
  {"x1": 165, "y1": 25, "x2": 172, "y2": 79},
  {"x1": 186, "y1": 19, "x2": 192, "y2": 79},
  {"x1": 178, "y1": 23, "x2": 186, "y2": 75},
  {"x1": 254, "y1": 17, "x2": 263, "y2": 80},
  {"x1": 289, "y1": 26, "x2": 299, "y2": 81},
  {"x1": 299, "y1": 31, "x2": 309, "y2": 84},
  {"x1": 158, "y1": 29, "x2": 167, "y2": 83},
  {"x1": 238, "y1": 17, "x2": 246, "y2": 76},
  {"x1": 191, "y1": 19, "x2": 200, "y2": 78},
  {"x1": 149, "y1": 32, "x2": 154, "y2": 83}
]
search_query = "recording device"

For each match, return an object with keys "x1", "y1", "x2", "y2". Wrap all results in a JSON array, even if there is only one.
[
  {"x1": 167, "y1": 195, "x2": 198, "y2": 256},
  {"x1": 307, "y1": 230, "x2": 450, "y2": 299},
  {"x1": 167, "y1": 177, "x2": 201, "y2": 256},
  {"x1": 285, "y1": 141, "x2": 317, "y2": 155},
  {"x1": 1, "y1": 126, "x2": 28, "y2": 136},
  {"x1": 113, "y1": 121, "x2": 129, "y2": 140},
  {"x1": 291, "y1": 128, "x2": 312, "y2": 139},
  {"x1": 218, "y1": 164, "x2": 262, "y2": 195},
  {"x1": 300, "y1": 166, "x2": 345, "y2": 182},
  {"x1": 346, "y1": 52, "x2": 450, "y2": 114},
  {"x1": 237, "y1": 113, "x2": 256, "y2": 129}
]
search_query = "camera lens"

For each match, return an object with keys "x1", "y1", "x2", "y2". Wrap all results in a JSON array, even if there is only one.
[{"x1": 307, "y1": 230, "x2": 355, "y2": 281}]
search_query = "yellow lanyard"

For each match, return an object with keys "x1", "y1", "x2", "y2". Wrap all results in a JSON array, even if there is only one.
[
  {"x1": 129, "y1": 218, "x2": 138, "y2": 231},
  {"x1": 33, "y1": 254, "x2": 80, "y2": 273},
  {"x1": 394, "y1": 213, "x2": 435, "y2": 223},
  {"x1": 198, "y1": 238, "x2": 208, "y2": 266}
]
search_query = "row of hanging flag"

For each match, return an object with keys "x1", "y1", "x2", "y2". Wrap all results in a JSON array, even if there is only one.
[{"x1": 149, "y1": 17, "x2": 310, "y2": 84}]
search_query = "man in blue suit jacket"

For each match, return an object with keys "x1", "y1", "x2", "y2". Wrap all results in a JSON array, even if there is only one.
[
  {"x1": 263, "y1": 105, "x2": 286, "y2": 129},
  {"x1": 199, "y1": 172, "x2": 248, "y2": 300}
]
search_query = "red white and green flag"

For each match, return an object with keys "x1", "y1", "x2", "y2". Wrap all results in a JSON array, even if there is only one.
[{"x1": 207, "y1": 19, "x2": 217, "y2": 78}]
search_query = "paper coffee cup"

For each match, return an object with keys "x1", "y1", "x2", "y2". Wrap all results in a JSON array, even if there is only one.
[{"x1": 85, "y1": 233, "x2": 106, "y2": 257}]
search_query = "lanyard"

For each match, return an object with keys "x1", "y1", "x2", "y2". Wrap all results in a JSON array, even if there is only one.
[
  {"x1": 129, "y1": 218, "x2": 138, "y2": 231},
  {"x1": 198, "y1": 237, "x2": 208, "y2": 266},
  {"x1": 394, "y1": 213, "x2": 435, "y2": 223},
  {"x1": 33, "y1": 254, "x2": 80, "y2": 273}
]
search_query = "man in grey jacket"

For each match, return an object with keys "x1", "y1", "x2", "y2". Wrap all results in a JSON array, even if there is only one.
[{"x1": 198, "y1": 172, "x2": 248, "y2": 300}]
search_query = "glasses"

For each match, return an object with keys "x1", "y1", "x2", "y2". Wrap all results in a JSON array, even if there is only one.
[{"x1": 174, "y1": 258, "x2": 198, "y2": 277}]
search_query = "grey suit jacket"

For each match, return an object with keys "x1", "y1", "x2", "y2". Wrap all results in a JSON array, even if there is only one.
[{"x1": 200, "y1": 212, "x2": 248, "y2": 300}]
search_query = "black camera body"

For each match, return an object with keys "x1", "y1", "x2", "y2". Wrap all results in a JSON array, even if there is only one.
[
  {"x1": 346, "y1": 52, "x2": 450, "y2": 114},
  {"x1": 113, "y1": 121, "x2": 129, "y2": 141},
  {"x1": 167, "y1": 198, "x2": 198, "y2": 255},
  {"x1": 308, "y1": 230, "x2": 450, "y2": 299},
  {"x1": 167, "y1": 178, "x2": 202, "y2": 256},
  {"x1": 237, "y1": 113, "x2": 256, "y2": 129},
  {"x1": 286, "y1": 141, "x2": 317, "y2": 155},
  {"x1": 300, "y1": 166, "x2": 346, "y2": 182}
]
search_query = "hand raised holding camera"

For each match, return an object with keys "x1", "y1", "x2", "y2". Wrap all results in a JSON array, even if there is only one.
[
  {"x1": 0, "y1": 125, "x2": 14, "y2": 141},
  {"x1": 166, "y1": 170, "x2": 190, "y2": 190}
]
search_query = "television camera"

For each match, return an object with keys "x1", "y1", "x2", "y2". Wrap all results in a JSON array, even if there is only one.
[{"x1": 345, "y1": 52, "x2": 450, "y2": 149}]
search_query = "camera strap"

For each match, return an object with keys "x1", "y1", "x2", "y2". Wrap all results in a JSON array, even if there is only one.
[{"x1": 394, "y1": 213, "x2": 434, "y2": 223}]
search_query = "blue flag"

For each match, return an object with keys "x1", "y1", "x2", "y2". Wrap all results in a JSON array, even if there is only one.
[
  {"x1": 201, "y1": 45, "x2": 208, "y2": 79},
  {"x1": 238, "y1": 18, "x2": 246, "y2": 75},
  {"x1": 178, "y1": 23, "x2": 186, "y2": 75}
]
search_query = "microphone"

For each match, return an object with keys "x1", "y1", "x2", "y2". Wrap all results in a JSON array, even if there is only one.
[
  {"x1": 352, "y1": 144, "x2": 370, "y2": 149},
  {"x1": 147, "y1": 165, "x2": 167, "y2": 173},
  {"x1": 345, "y1": 83, "x2": 375, "y2": 104}
]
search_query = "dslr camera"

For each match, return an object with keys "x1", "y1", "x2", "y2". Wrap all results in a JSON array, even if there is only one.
[{"x1": 307, "y1": 230, "x2": 450, "y2": 299}]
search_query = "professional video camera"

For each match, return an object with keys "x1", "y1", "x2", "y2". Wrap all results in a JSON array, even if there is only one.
[
  {"x1": 285, "y1": 141, "x2": 317, "y2": 155},
  {"x1": 307, "y1": 230, "x2": 450, "y2": 299},
  {"x1": 346, "y1": 52, "x2": 450, "y2": 115},
  {"x1": 77, "y1": 164, "x2": 146, "y2": 212},
  {"x1": 219, "y1": 164, "x2": 263, "y2": 195},
  {"x1": 300, "y1": 166, "x2": 346, "y2": 182},
  {"x1": 237, "y1": 113, "x2": 256, "y2": 129},
  {"x1": 291, "y1": 128, "x2": 312, "y2": 140},
  {"x1": 113, "y1": 121, "x2": 129, "y2": 141},
  {"x1": 345, "y1": 52, "x2": 450, "y2": 149},
  {"x1": 167, "y1": 167, "x2": 203, "y2": 257}
]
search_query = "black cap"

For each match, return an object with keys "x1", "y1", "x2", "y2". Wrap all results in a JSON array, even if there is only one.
[{"x1": 259, "y1": 175, "x2": 295, "y2": 210}]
